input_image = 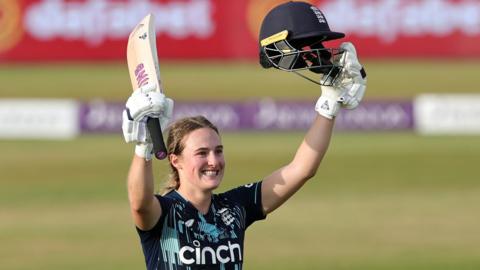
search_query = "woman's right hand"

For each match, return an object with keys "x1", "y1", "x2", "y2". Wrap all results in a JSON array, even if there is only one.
[{"x1": 122, "y1": 83, "x2": 174, "y2": 160}]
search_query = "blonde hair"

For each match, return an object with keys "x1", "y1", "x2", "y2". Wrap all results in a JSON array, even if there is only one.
[{"x1": 162, "y1": 116, "x2": 219, "y2": 194}]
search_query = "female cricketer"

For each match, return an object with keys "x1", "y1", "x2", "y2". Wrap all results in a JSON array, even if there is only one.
[{"x1": 121, "y1": 2, "x2": 367, "y2": 269}]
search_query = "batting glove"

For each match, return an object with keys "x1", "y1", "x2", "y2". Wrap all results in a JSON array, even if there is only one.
[
  {"x1": 122, "y1": 83, "x2": 174, "y2": 160},
  {"x1": 315, "y1": 85, "x2": 342, "y2": 119},
  {"x1": 315, "y1": 42, "x2": 367, "y2": 119},
  {"x1": 134, "y1": 141, "x2": 154, "y2": 161},
  {"x1": 125, "y1": 83, "x2": 169, "y2": 121},
  {"x1": 336, "y1": 42, "x2": 367, "y2": 110}
]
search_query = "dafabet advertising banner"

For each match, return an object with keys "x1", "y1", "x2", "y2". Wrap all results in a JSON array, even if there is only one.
[{"x1": 1, "y1": 0, "x2": 480, "y2": 61}]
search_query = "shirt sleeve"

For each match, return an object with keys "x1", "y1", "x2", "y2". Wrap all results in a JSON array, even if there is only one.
[
  {"x1": 136, "y1": 194, "x2": 172, "y2": 240},
  {"x1": 221, "y1": 181, "x2": 266, "y2": 228},
  {"x1": 135, "y1": 195, "x2": 174, "y2": 270}
]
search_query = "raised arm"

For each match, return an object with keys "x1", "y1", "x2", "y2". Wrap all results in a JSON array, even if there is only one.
[
  {"x1": 261, "y1": 42, "x2": 367, "y2": 215},
  {"x1": 262, "y1": 115, "x2": 334, "y2": 214},
  {"x1": 127, "y1": 155, "x2": 162, "y2": 230},
  {"x1": 122, "y1": 84, "x2": 174, "y2": 230}
]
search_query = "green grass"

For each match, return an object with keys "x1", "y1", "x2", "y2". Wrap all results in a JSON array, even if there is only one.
[
  {"x1": 1, "y1": 59, "x2": 479, "y2": 100},
  {"x1": 1, "y1": 133, "x2": 480, "y2": 269},
  {"x1": 1, "y1": 60, "x2": 480, "y2": 269}
]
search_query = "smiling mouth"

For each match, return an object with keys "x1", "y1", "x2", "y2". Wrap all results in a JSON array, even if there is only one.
[{"x1": 202, "y1": 169, "x2": 219, "y2": 176}]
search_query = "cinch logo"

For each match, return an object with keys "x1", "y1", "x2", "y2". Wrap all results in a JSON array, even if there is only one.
[{"x1": 179, "y1": 240, "x2": 242, "y2": 265}]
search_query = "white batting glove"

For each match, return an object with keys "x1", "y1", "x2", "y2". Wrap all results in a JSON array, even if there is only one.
[
  {"x1": 134, "y1": 142, "x2": 154, "y2": 161},
  {"x1": 336, "y1": 42, "x2": 367, "y2": 110},
  {"x1": 122, "y1": 111, "x2": 149, "y2": 143},
  {"x1": 122, "y1": 83, "x2": 174, "y2": 160},
  {"x1": 125, "y1": 83, "x2": 168, "y2": 121},
  {"x1": 315, "y1": 85, "x2": 342, "y2": 119},
  {"x1": 315, "y1": 42, "x2": 367, "y2": 119}
]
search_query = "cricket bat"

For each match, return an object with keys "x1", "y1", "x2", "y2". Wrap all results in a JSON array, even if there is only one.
[{"x1": 127, "y1": 14, "x2": 167, "y2": 160}]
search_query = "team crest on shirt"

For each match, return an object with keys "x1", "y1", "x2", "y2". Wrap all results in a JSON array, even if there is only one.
[{"x1": 218, "y1": 208, "x2": 235, "y2": 226}]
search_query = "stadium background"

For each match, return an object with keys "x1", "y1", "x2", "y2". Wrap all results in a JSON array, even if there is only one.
[{"x1": 1, "y1": 0, "x2": 480, "y2": 269}]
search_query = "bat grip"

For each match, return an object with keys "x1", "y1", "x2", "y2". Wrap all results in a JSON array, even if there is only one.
[{"x1": 146, "y1": 117, "x2": 167, "y2": 160}]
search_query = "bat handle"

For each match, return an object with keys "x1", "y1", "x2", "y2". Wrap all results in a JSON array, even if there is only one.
[{"x1": 146, "y1": 117, "x2": 167, "y2": 160}]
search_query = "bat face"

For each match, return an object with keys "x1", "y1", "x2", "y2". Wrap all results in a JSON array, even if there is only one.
[
  {"x1": 126, "y1": 13, "x2": 168, "y2": 160},
  {"x1": 127, "y1": 14, "x2": 162, "y2": 93}
]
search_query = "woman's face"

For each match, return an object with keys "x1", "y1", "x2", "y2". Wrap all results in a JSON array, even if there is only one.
[{"x1": 174, "y1": 127, "x2": 225, "y2": 192}]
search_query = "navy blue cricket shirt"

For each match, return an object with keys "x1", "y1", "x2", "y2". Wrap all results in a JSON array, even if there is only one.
[{"x1": 136, "y1": 181, "x2": 266, "y2": 270}]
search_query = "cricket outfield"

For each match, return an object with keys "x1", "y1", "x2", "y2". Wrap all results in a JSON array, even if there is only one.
[{"x1": 1, "y1": 61, "x2": 480, "y2": 269}]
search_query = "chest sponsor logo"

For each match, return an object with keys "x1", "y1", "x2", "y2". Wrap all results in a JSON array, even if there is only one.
[{"x1": 179, "y1": 240, "x2": 242, "y2": 265}]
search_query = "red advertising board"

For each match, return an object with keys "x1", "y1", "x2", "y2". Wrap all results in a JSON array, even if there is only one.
[{"x1": 1, "y1": 0, "x2": 480, "y2": 61}]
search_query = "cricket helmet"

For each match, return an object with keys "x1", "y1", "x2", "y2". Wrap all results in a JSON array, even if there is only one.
[{"x1": 259, "y1": 1, "x2": 345, "y2": 85}]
